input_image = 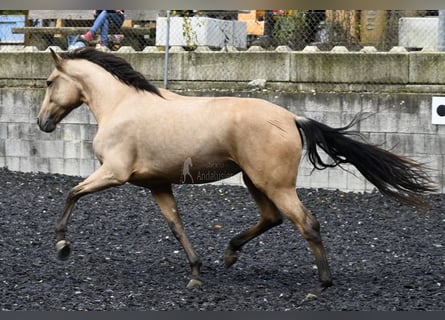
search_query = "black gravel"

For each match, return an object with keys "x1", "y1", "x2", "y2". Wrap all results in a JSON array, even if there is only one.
[{"x1": 0, "y1": 168, "x2": 444, "y2": 311}]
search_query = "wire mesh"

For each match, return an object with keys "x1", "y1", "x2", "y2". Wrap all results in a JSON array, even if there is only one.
[{"x1": 0, "y1": 10, "x2": 442, "y2": 52}]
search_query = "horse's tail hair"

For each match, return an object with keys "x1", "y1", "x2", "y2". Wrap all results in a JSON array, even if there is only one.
[{"x1": 295, "y1": 114, "x2": 437, "y2": 207}]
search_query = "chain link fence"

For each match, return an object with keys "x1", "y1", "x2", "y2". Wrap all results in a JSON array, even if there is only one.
[{"x1": 0, "y1": 10, "x2": 443, "y2": 52}]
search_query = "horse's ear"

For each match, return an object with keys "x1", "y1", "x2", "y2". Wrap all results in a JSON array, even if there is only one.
[{"x1": 50, "y1": 48, "x2": 63, "y2": 69}]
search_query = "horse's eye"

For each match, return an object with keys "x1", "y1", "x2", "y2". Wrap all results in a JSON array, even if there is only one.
[{"x1": 46, "y1": 80, "x2": 53, "y2": 87}]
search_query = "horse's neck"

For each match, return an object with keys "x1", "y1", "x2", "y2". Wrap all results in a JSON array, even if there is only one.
[
  {"x1": 74, "y1": 64, "x2": 127, "y2": 124},
  {"x1": 84, "y1": 86, "x2": 120, "y2": 123}
]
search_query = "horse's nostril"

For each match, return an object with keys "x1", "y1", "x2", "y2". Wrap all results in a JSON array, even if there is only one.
[{"x1": 36, "y1": 118, "x2": 40, "y2": 125}]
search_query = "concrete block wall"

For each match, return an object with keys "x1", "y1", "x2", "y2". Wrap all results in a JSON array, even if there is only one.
[
  {"x1": 292, "y1": 93, "x2": 445, "y2": 193},
  {"x1": 0, "y1": 88, "x2": 99, "y2": 177},
  {"x1": 1, "y1": 48, "x2": 445, "y2": 193}
]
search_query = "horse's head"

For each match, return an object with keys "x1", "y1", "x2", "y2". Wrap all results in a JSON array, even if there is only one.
[{"x1": 37, "y1": 49, "x2": 84, "y2": 132}]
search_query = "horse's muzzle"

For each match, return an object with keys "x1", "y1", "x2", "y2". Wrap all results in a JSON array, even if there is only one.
[{"x1": 37, "y1": 117, "x2": 56, "y2": 132}]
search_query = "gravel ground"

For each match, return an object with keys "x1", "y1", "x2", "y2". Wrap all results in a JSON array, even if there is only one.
[{"x1": 0, "y1": 168, "x2": 444, "y2": 311}]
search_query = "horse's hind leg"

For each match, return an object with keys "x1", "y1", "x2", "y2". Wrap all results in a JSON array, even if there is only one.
[
  {"x1": 150, "y1": 184, "x2": 202, "y2": 288},
  {"x1": 224, "y1": 173, "x2": 283, "y2": 268},
  {"x1": 268, "y1": 188, "x2": 333, "y2": 295}
]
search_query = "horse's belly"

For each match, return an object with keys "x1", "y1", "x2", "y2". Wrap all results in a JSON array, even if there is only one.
[
  {"x1": 184, "y1": 160, "x2": 241, "y2": 184},
  {"x1": 129, "y1": 160, "x2": 241, "y2": 186}
]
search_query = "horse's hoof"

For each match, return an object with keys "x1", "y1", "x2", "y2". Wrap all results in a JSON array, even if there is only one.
[
  {"x1": 223, "y1": 249, "x2": 238, "y2": 268},
  {"x1": 186, "y1": 278, "x2": 203, "y2": 288},
  {"x1": 55, "y1": 240, "x2": 71, "y2": 260},
  {"x1": 302, "y1": 292, "x2": 319, "y2": 302},
  {"x1": 303, "y1": 280, "x2": 332, "y2": 301}
]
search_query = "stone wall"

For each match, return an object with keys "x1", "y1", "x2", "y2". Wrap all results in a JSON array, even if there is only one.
[{"x1": 1, "y1": 47, "x2": 444, "y2": 192}]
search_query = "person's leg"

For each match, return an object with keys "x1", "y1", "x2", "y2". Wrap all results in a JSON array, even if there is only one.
[
  {"x1": 109, "y1": 12, "x2": 125, "y2": 29},
  {"x1": 99, "y1": 12, "x2": 124, "y2": 46},
  {"x1": 82, "y1": 11, "x2": 108, "y2": 42},
  {"x1": 99, "y1": 13, "x2": 124, "y2": 47},
  {"x1": 99, "y1": 14, "x2": 109, "y2": 45}
]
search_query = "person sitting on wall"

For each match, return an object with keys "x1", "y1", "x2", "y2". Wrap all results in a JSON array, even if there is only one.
[{"x1": 80, "y1": 10, "x2": 125, "y2": 49}]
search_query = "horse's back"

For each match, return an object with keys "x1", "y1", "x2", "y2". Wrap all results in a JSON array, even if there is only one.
[{"x1": 155, "y1": 92, "x2": 302, "y2": 161}]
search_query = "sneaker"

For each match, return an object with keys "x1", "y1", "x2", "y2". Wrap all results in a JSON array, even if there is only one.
[
  {"x1": 80, "y1": 31, "x2": 94, "y2": 42},
  {"x1": 95, "y1": 43, "x2": 108, "y2": 50},
  {"x1": 109, "y1": 34, "x2": 124, "y2": 43}
]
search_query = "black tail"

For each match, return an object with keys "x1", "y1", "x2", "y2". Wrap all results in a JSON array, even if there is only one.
[{"x1": 295, "y1": 115, "x2": 437, "y2": 207}]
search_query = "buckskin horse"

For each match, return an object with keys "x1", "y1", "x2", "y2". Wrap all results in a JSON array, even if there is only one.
[{"x1": 36, "y1": 47, "x2": 435, "y2": 296}]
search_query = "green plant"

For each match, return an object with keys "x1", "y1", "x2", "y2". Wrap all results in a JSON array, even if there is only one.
[
  {"x1": 271, "y1": 11, "x2": 306, "y2": 49},
  {"x1": 182, "y1": 15, "x2": 199, "y2": 50},
  {"x1": 172, "y1": 10, "x2": 202, "y2": 50}
]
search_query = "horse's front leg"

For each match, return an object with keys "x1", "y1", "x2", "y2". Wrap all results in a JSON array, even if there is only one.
[
  {"x1": 150, "y1": 184, "x2": 202, "y2": 288},
  {"x1": 55, "y1": 165, "x2": 125, "y2": 260}
]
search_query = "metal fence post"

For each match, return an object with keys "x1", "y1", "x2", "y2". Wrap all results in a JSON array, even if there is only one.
[
  {"x1": 438, "y1": 10, "x2": 445, "y2": 51},
  {"x1": 163, "y1": 10, "x2": 171, "y2": 88}
]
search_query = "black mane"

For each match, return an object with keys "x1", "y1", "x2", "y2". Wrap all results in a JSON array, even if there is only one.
[{"x1": 61, "y1": 47, "x2": 163, "y2": 97}]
